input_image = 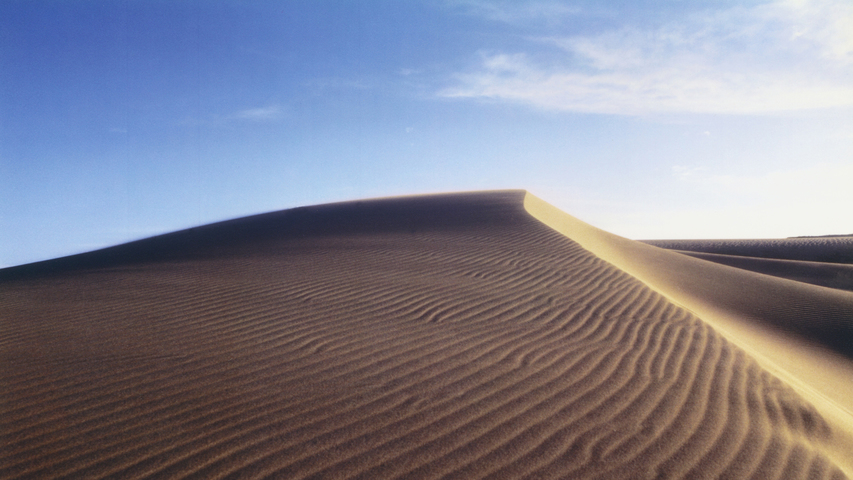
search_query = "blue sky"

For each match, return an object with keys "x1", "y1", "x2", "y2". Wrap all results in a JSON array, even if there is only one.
[{"x1": 2, "y1": 0, "x2": 852, "y2": 268}]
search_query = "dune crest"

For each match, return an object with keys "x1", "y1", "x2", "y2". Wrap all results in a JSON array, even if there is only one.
[
  {"x1": 2, "y1": 190, "x2": 850, "y2": 479},
  {"x1": 524, "y1": 192, "x2": 853, "y2": 475}
]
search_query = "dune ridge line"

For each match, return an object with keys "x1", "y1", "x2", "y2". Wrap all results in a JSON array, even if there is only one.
[
  {"x1": 523, "y1": 191, "x2": 853, "y2": 476},
  {"x1": 1, "y1": 190, "x2": 850, "y2": 479}
]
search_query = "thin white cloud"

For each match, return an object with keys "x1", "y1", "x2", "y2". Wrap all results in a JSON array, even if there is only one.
[
  {"x1": 775, "y1": 0, "x2": 853, "y2": 64},
  {"x1": 448, "y1": 0, "x2": 581, "y2": 25},
  {"x1": 672, "y1": 165, "x2": 706, "y2": 180},
  {"x1": 232, "y1": 105, "x2": 282, "y2": 121},
  {"x1": 441, "y1": 0, "x2": 853, "y2": 114}
]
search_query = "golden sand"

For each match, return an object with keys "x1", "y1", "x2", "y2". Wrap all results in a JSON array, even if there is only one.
[{"x1": 2, "y1": 191, "x2": 850, "y2": 479}]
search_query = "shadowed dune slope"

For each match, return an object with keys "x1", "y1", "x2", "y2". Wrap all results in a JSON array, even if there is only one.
[
  {"x1": 644, "y1": 238, "x2": 853, "y2": 265},
  {"x1": 2, "y1": 190, "x2": 851, "y2": 479},
  {"x1": 659, "y1": 251, "x2": 853, "y2": 292},
  {"x1": 0, "y1": 192, "x2": 530, "y2": 280}
]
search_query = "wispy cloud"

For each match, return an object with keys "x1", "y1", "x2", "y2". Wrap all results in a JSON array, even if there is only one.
[
  {"x1": 231, "y1": 105, "x2": 283, "y2": 121},
  {"x1": 448, "y1": 0, "x2": 581, "y2": 25},
  {"x1": 176, "y1": 105, "x2": 284, "y2": 127},
  {"x1": 441, "y1": 0, "x2": 853, "y2": 114},
  {"x1": 672, "y1": 165, "x2": 706, "y2": 181}
]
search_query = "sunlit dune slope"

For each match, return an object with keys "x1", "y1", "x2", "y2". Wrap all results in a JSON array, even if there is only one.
[
  {"x1": 2, "y1": 190, "x2": 851, "y2": 479},
  {"x1": 526, "y1": 193, "x2": 853, "y2": 472},
  {"x1": 528, "y1": 196, "x2": 853, "y2": 357}
]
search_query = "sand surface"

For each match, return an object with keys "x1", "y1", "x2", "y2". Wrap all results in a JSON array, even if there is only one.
[
  {"x1": 642, "y1": 238, "x2": 853, "y2": 292},
  {"x1": 2, "y1": 190, "x2": 851, "y2": 479},
  {"x1": 644, "y1": 237, "x2": 853, "y2": 265}
]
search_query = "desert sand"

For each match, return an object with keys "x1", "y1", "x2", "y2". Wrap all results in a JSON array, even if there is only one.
[
  {"x1": 641, "y1": 238, "x2": 853, "y2": 293},
  {"x1": 2, "y1": 190, "x2": 851, "y2": 479}
]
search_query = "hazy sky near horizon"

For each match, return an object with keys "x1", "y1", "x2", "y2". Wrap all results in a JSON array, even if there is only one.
[{"x1": 2, "y1": 0, "x2": 852, "y2": 267}]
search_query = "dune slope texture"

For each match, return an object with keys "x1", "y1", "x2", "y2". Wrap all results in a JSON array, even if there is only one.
[
  {"x1": 2, "y1": 190, "x2": 851, "y2": 479},
  {"x1": 643, "y1": 238, "x2": 853, "y2": 292}
]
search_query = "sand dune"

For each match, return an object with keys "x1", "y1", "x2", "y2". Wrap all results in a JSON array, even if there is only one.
[
  {"x1": 642, "y1": 237, "x2": 853, "y2": 292},
  {"x1": 647, "y1": 251, "x2": 853, "y2": 292},
  {"x1": 2, "y1": 191, "x2": 851, "y2": 479},
  {"x1": 644, "y1": 237, "x2": 853, "y2": 265}
]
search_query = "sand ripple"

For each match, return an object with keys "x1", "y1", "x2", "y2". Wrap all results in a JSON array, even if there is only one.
[{"x1": 1, "y1": 191, "x2": 848, "y2": 479}]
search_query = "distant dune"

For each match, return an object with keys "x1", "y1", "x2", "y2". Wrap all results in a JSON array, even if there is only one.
[
  {"x1": 642, "y1": 238, "x2": 853, "y2": 293},
  {"x1": 644, "y1": 237, "x2": 853, "y2": 265},
  {"x1": 2, "y1": 191, "x2": 851, "y2": 479}
]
